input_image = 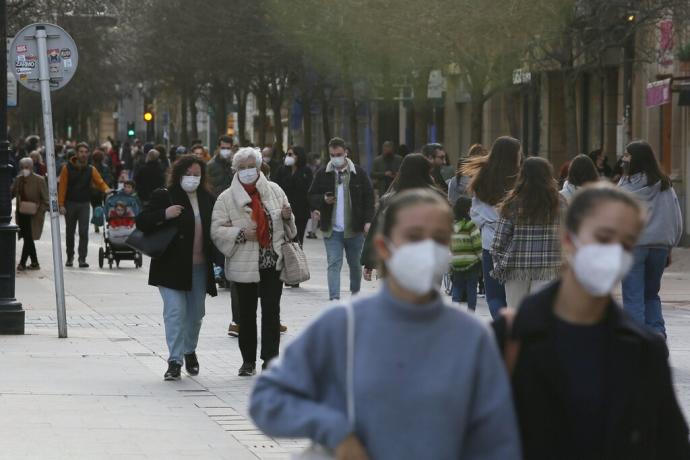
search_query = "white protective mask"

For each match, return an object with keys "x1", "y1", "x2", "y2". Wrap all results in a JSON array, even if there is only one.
[
  {"x1": 181, "y1": 175, "x2": 201, "y2": 193},
  {"x1": 284, "y1": 156, "x2": 296, "y2": 167},
  {"x1": 21, "y1": 169, "x2": 31, "y2": 177},
  {"x1": 331, "y1": 156, "x2": 346, "y2": 169},
  {"x1": 386, "y1": 239, "x2": 451, "y2": 295},
  {"x1": 571, "y1": 236, "x2": 634, "y2": 297},
  {"x1": 220, "y1": 148, "x2": 232, "y2": 160},
  {"x1": 117, "y1": 182, "x2": 125, "y2": 191},
  {"x1": 238, "y1": 168, "x2": 259, "y2": 184}
]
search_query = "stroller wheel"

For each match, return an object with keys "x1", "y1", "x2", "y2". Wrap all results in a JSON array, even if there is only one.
[
  {"x1": 135, "y1": 253, "x2": 143, "y2": 268},
  {"x1": 98, "y1": 248, "x2": 104, "y2": 269}
]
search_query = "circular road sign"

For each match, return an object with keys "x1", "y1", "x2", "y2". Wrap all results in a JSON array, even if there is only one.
[{"x1": 9, "y1": 23, "x2": 79, "y2": 92}]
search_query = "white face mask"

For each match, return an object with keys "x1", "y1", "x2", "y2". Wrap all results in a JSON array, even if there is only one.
[
  {"x1": 331, "y1": 156, "x2": 346, "y2": 169},
  {"x1": 21, "y1": 169, "x2": 31, "y2": 177},
  {"x1": 238, "y1": 168, "x2": 259, "y2": 184},
  {"x1": 571, "y1": 236, "x2": 634, "y2": 297},
  {"x1": 117, "y1": 182, "x2": 125, "y2": 191},
  {"x1": 181, "y1": 175, "x2": 201, "y2": 193},
  {"x1": 220, "y1": 148, "x2": 232, "y2": 159},
  {"x1": 385, "y1": 239, "x2": 451, "y2": 295},
  {"x1": 284, "y1": 156, "x2": 296, "y2": 167}
]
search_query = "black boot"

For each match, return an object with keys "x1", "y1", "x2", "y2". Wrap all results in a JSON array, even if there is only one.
[
  {"x1": 164, "y1": 361, "x2": 181, "y2": 381},
  {"x1": 238, "y1": 362, "x2": 256, "y2": 377},
  {"x1": 184, "y1": 352, "x2": 199, "y2": 376}
]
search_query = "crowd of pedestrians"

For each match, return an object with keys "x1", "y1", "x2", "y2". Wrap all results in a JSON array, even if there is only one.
[{"x1": 9, "y1": 130, "x2": 690, "y2": 457}]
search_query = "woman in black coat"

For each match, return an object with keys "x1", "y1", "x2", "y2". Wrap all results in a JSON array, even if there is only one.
[
  {"x1": 134, "y1": 149, "x2": 166, "y2": 204},
  {"x1": 273, "y1": 146, "x2": 313, "y2": 247},
  {"x1": 135, "y1": 155, "x2": 218, "y2": 381},
  {"x1": 493, "y1": 184, "x2": 689, "y2": 460}
]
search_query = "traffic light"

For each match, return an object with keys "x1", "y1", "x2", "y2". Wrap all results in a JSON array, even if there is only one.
[
  {"x1": 127, "y1": 122, "x2": 135, "y2": 137},
  {"x1": 144, "y1": 110, "x2": 154, "y2": 122}
]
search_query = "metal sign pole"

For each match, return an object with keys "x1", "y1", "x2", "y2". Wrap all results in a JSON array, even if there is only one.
[{"x1": 35, "y1": 26, "x2": 67, "y2": 338}]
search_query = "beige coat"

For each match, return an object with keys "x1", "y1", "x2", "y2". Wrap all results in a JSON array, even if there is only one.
[
  {"x1": 12, "y1": 173, "x2": 49, "y2": 240},
  {"x1": 211, "y1": 172, "x2": 297, "y2": 283}
]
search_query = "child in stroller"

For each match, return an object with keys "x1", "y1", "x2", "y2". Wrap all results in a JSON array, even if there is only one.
[{"x1": 99, "y1": 190, "x2": 143, "y2": 268}]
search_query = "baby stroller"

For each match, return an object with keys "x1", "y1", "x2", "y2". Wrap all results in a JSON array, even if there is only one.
[{"x1": 99, "y1": 192, "x2": 143, "y2": 269}]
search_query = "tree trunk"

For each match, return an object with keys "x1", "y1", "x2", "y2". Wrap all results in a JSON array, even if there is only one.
[
  {"x1": 380, "y1": 58, "x2": 396, "y2": 144},
  {"x1": 302, "y1": 95, "x2": 313, "y2": 154},
  {"x1": 180, "y1": 91, "x2": 189, "y2": 147},
  {"x1": 271, "y1": 101, "x2": 284, "y2": 148},
  {"x1": 412, "y1": 69, "x2": 431, "y2": 149},
  {"x1": 235, "y1": 87, "x2": 249, "y2": 146},
  {"x1": 256, "y1": 84, "x2": 268, "y2": 148},
  {"x1": 319, "y1": 86, "x2": 332, "y2": 147},
  {"x1": 189, "y1": 88, "x2": 199, "y2": 141},
  {"x1": 212, "y1": 79, "x2": 227, "y2": 142},
  {"x1": 268, "y1": 74, "x2": 287, "y2": 147},
  {"x1": 562, "y1": 70, "x2": 579, "y2": 156},
  {"x1": 469, "y1": 93, "x2": 486, "y2": 144},
  {"x1": 505, "y1": 91, "x2": 520, "y2": 139},
  {"x1": 345, "y1": 80, "x2": 360, "y2": 164}
]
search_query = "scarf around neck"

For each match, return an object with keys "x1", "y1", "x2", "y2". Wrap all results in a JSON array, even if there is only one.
[{"x1": 242, "y1": 182, "x2": 271, "y2": 248}]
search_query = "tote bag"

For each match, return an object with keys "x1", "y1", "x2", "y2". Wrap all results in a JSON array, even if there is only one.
[
  {"x1": 292, "y1": 302, "x2": 355, "y2": 459},
  {"x1": 280, "y1": 239, "x2": 310, "y2": 285}
]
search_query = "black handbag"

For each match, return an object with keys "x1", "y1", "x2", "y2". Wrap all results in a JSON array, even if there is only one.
[{"x1": 125, "y1": 224, "x2": 178, "y2": 258}]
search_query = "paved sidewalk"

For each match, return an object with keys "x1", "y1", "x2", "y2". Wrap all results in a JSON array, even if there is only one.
[{"x1": 2, "y1": 221, "x2": 690, "y2": 459}]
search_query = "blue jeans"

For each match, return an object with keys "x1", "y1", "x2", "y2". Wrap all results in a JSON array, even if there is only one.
[
  {"x1": 158, "y1": 264, "x2": 207, "y2": 364},
  {"x1": 452, "y1": 269, "x2": 479, "y2": 310},
  {"x1": 482, "y1": 250, "x2": 507, "y2": 319},
  {"x1": 324, "y1": 231, "x2": 364, "y2": 300},
  {"x1": 622, "y1": 247, "x2": 669, "y2": 337}
]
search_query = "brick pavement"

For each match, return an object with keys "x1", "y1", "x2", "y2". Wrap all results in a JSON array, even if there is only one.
[{"x1": 2, "y1": 223, "x2": 690, "y2": 458}]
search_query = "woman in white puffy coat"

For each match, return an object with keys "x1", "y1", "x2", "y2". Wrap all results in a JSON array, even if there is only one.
[{"x1": 211, "y1": 147, "x2": 297, "y2": 376}]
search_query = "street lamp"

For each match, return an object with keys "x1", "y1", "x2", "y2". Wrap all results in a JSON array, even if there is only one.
[{"x1": 0, "y1": 0, "x2": 25, "y2": 334}]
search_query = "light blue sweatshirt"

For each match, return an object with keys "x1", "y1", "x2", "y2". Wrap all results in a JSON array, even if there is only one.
[
  {"x1": 470, "y1": 196, "x2": 500, "y2": 250},
  {"x1": 250, "y1": 285, "x2": 521, "y2": 460},
  {"x1": 619, "y1": 173, "x2": 683, "y2": 247}
]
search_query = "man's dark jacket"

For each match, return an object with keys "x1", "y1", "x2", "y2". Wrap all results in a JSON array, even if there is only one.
[{"x1": 308, "y1": 161, "x2": 374, "y2": 234}]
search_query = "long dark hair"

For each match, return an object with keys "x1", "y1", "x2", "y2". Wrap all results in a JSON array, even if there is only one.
[
  {"x1": 455, "y1": 143, "x2": 487, "y2": 178},
  {"x1": 388, "y1": 153, "x2": 437, "y2": 193},
  {"x1": 626, "y1": 140, "x2": 672, "y2": 191},
  {"x1": 567, "y1": 154, "x2": 599, "y2": 187},
  {"x1": 287, "y1": 145, "x2": 308, "y2": 169},
  {"x1": 168, "y1": 154, "x2": 210, "y2": 192},
  {"x1": 464, "y1": 136, "x2": 522, "y2": 205},
  {"x1": 499, "y1": 157, "x2": 560, "y2": 225}
]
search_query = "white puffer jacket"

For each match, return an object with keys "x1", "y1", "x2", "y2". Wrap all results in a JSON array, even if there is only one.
[{"x1": 211, "y1": 173, "x2": 297, "y2": 283}]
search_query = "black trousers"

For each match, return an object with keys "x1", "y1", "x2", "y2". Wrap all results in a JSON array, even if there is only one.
[
  {"x1": 65, "y1": 201, "x2": 90, "y2": 261},
  {"x1": 17, "y1": 213, "x2": 37, "y2": 266},
  {"x1": 294, "y1": 212, "x2": 309, "y2": 247},
  {"x1": 235, "y1": 268, "x2": 282, "y2": 364}
]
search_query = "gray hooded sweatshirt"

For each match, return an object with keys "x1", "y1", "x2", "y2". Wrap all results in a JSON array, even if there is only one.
[{"x1": 618, "y1": 173, "x2": 683, "y2": 248}]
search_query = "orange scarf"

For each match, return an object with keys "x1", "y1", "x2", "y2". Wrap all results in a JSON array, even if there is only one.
[{"x1": 242, "y1": 183, "x2": 270, "y2": 248}]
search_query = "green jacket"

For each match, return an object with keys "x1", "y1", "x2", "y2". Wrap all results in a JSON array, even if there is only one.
[{"x1": 451, "y1": 219, "x2": 482, "y2": 272}]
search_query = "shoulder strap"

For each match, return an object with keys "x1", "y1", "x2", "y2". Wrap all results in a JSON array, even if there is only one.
[
  {"x1": 500, "y1": 308, "x2": 521, "y2": 376},
  {"x1": 344, "y1": 301, "x2": 355, "y2": 426}
]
